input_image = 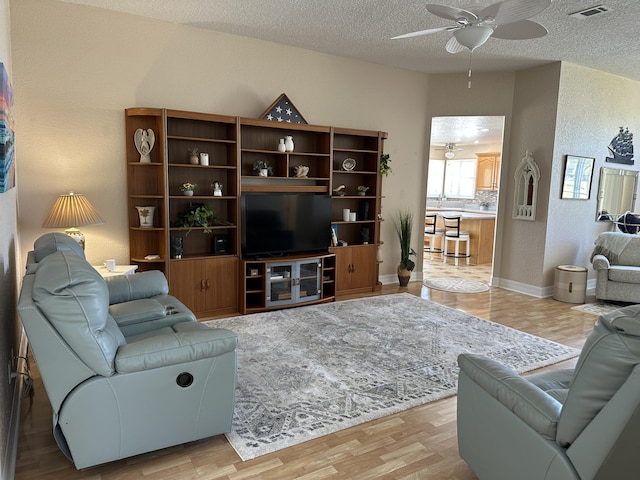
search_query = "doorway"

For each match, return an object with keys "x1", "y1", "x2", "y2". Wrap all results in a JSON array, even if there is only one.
[{"x1": 424, "y1": 115, "x2": 505, "y2": 283}]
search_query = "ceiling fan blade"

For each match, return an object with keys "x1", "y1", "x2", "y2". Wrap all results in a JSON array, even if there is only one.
[
  {"x1": 480, "y1": 0, "x2": 550, "y2": 26},
  {"x1": 392, "y1": 25, "x2": 454, "y2": 40},
  {"x1": 492, "y1": 19, "x2": 547, "y2": 39},
  {"x1": 426, "y1": 4, "x2": 478, "y2": 23},
  {"x1": 445, "y1": 36, "x2": 467, "y2": 54}
]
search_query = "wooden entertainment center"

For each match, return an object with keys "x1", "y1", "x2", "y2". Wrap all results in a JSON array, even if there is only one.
[{"x1": 125, "y1": 108, "x2": 387, "y2": 318}]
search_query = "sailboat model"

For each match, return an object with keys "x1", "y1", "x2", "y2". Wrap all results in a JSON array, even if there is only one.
[{"x1": 606, "y1": 127, "x2": 634, "y2": 165}]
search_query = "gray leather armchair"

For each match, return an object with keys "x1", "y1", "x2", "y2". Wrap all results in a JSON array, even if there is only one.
[
  {"x1": 18, "y1": 233, "x2": 238, "y2": 469},
  {"x1": 457, "y1": 305, "x2": 640, "y2": 480}
]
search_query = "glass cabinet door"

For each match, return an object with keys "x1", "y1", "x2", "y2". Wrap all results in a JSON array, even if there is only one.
[
  {"x1": 298, "y1": 260, "x2": 321, "y2": 302},
  {"x1": 266, "y1": 263, "x2": 294, "y2": 306}
]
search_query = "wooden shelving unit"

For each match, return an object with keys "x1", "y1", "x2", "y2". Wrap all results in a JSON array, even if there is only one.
[{"x1": 126, "y1": 108, "x2": 387, "y2": 316}]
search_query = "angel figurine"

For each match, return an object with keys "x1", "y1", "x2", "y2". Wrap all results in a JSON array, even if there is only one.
[{"x1": 134, "y1": 128, "x2": 155, "y2": 162}]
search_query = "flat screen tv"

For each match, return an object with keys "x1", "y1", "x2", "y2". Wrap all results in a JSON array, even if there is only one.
[{"x1": 241, "y1": 193, "x2": 332, "y2": 257}]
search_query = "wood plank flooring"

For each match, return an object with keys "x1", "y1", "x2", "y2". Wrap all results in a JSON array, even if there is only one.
[{"x1": 14, "y1": 272, "x2": 598, "y2": 479}]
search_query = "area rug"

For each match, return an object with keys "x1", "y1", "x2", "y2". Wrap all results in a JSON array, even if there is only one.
[
  {"x1": 205, "y1": 293, "x2": 579, "y2": 461},
  {"x1": 424, "y1": 277, "x2": 490, "y2": 293},
  {"x1": 571, "y1": 301, "x2": 633, "y2": 316}
]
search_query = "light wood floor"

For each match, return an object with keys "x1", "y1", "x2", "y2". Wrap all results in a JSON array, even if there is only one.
[{"x1": 15, "y1": 273, "x2": 598, "y2": 480}]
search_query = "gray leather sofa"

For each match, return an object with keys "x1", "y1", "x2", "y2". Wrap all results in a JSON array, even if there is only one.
[
  {"x1": 18, "y1": 233, "x2": 238, "y2": 469},
  {"x1": 457, "y1": 304, "x2": 640, "y2": 479},
  {"x1": 591, "y1": 231, "x2": 640, "y2": 303}
]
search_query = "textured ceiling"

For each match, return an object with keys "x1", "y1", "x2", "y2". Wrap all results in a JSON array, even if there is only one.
[
  {"x1": 59, "y1": 0, "x2": 640, "y2": 81},
  {"x1": 56, "y1": 0, "x2": 638, "y2": 147}
]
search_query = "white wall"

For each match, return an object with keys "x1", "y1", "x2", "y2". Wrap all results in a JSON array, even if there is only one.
[{"x1": 11, "y1": 0, "x2": 429, "y2": 278}]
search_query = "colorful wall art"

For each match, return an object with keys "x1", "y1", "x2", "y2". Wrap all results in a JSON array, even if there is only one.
[{"x1": 0, "y1": 62, "x2": 15, "y2": 193}]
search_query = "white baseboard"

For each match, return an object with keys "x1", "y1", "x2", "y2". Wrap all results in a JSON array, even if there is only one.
[
  {"x1": 380, "y1": 271, "x2": 424, "y2": 286},
  {"x1": 3, "y1": 329, "x2": 28, "y2": 480},
  {"x1": 491, "y1": 276, "x2": 553, "y2": 298}
]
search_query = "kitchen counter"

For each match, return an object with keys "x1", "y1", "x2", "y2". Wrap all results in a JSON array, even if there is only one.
[
  {"x1": 426, "y1": 211, "x2": 496, "y2": 265},
  {"x1": 426, "y1": 209, "x2": 496, "y2": 220}
]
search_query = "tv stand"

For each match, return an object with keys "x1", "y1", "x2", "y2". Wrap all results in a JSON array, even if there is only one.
[{"x1": 241, "y1": 253, "x2": 335, "y2": 314}]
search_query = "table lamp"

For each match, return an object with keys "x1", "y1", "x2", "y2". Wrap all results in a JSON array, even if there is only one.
[{"x1": 42, "y1": 192, "x2": 105, "y2": 250}]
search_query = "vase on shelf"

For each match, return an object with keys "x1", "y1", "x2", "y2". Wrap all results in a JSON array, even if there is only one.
[
  {"x1": 259, "y1": 168, "x2": 269, "y2": 177},
  {"x1": 278, "y1": 138, "x2": 286, "y2": 152},
  {"x1": 136, "y1": 206, "x2": 156, "y2": 228},
  {"x1": 199, "y1": 152, "x2": 209, "y2": 165},
  {"x1": 284, "y1": 135, "x2": 294, "y2": 152},
  {"x1": 170, "y1": 236, "x2": 184, "y2": 259},
  {"x1": 183, "y1": 190, "x2": 194, "y2": 196}
]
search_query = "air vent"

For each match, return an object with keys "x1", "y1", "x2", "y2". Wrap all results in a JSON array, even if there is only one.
[{"x1": 569, "y1": 5, "x2": 611, "y2": 19}]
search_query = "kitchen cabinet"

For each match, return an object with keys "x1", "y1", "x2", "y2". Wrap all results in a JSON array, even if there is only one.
[{"x1": 476, "y1": 153, "x2": 501, "y2": 191}]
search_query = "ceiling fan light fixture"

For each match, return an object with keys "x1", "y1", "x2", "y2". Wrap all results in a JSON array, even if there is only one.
[
  {"x1": 445, "y1": 151, "x2": 455, "y2": 159},
  {"x1": 453, "y1": 25, "x2": 493, "y2": 50}
]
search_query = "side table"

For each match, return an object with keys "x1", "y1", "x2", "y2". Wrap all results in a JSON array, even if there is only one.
[
  {"x1": 553, "y1": 265, "x2": 587, "y2": 303},
  {"x1": 93, "y1": 264, "x2": 138, "y2": 278}
]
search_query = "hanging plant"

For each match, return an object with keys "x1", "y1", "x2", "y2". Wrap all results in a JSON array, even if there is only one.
[
  {"x1": 380, "y1": 153, "x2": 392, "y2": 176},
  {"x1": 175, "y1": 202, "x2": 216, "y2": 234}
]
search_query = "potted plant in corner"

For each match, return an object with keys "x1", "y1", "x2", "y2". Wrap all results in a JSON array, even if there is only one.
[
  {"x1": 253, "y1": 159, "x2": 273, "y2": 177},
  {"x1": 394, "y1": 209, "x2": 417, "y2": 287}
]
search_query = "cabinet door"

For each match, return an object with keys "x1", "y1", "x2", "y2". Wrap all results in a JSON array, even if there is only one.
[
  {"x1": 205, "y1": 256, "x2": 238, "y2": 314},
  {"x1": 349, "y1": 245, "x2": 376, "y2": 290},
  {"x1": 298, "y1": 260, "x2": 321, "y2": 302},
  {"x1": 266, "y1": 262, "x2": 295, "y2": 306},
  {"x1": 476, "y1": 156, "x2": 496, "y2": 190},
  {"x1": 332, "y1": 248, "x2": 353, "y2": 292},
  {"x1": 169, "y1": 259, "x2": 206, "y2": 313}
]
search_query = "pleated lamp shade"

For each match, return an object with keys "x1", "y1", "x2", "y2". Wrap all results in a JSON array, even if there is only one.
[{"x1": 42, "y1": 192, "x2": 105, "y2": 249}]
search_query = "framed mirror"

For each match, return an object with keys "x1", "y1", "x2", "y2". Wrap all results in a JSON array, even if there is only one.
[
  {"x1": 596, "y1": 167, "x2": 639, "y2": 221},
  {"x1": 561, "y1": 155, "x2": 594, "y2": 199}
]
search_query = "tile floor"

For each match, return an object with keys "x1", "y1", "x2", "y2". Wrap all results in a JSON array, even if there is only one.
[{"x1": 423, "y1": 250, "x2": 492, "y2": 283}]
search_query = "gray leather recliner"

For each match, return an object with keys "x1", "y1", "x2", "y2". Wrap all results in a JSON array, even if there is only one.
[
  {"x1": 18, "y1": 233, "x2": 238, "y2": 469},
  {"x1": 457, "y1": 305, "x2": 640, "y2": 480}
]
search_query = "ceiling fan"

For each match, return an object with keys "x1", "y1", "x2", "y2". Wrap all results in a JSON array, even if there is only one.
[
  {"x1": 392, "y1": 0, "x2": 551, "y2": 86},
  {"x1": 436, "y1": 143, "x2": 464, "y2": 158}
]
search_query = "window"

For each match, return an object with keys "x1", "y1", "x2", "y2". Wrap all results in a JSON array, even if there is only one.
[{"x1": 427, "y1": 158, "x2": 477, "y2": 199}]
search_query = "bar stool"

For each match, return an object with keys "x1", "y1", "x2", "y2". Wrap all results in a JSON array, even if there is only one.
[
  {"x1": 424, "y1": 214, "x2": 444, "y2": 259},
  {"x1": 442, "y1": 216, "x2": 470, "y2": 266}
]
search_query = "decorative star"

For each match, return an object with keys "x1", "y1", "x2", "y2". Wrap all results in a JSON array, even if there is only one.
[
  {"x1": 286, "y1": 108, "x2": 292, "y2": 116},
  {"x1": 275, "y1": 106, "x2": 282, "y2": 113},
  {"x1": 266, "y1": 114, "x2": 273, "y2": 120},
  {"x1": 277, "y1": 116, "x2": 283, "y2": 122}
]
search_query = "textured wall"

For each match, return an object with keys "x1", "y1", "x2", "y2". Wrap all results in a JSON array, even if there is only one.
[{"x1": 545, "y1": 63, "x2": 640, "y2": 285}]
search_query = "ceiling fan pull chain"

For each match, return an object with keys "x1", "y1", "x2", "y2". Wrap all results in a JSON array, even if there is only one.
[{"x1": 467, "y1": 51, "x2": 473, "y2": 89}]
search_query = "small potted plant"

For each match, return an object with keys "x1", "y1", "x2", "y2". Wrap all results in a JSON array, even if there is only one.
[
  {"x1": 357, "y1": 185, "x2": 369, "y2": 196},
  {"x1": 478, "y1": 201, "x2": 490, "y2": 211},
  {"x1": 175, "y1": 202, "x2": 216, "y2": 235},
  {"x1": 380, "y1": 153, "x2": 392, "y2": 176},
  {"x1": 180, "y1": 182, "x2": 196, "y2": 196},
  {"x1": 253, "y1": 159, "x2": 273, "y2": 177},
  {"x1": 188, "y1": 147, "x2": 199, "y2": 165}
]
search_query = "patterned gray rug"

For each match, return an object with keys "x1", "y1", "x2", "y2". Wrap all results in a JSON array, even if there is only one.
[{"x1": 206, "y1": 293, "x2": 579, "y2": 461}]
